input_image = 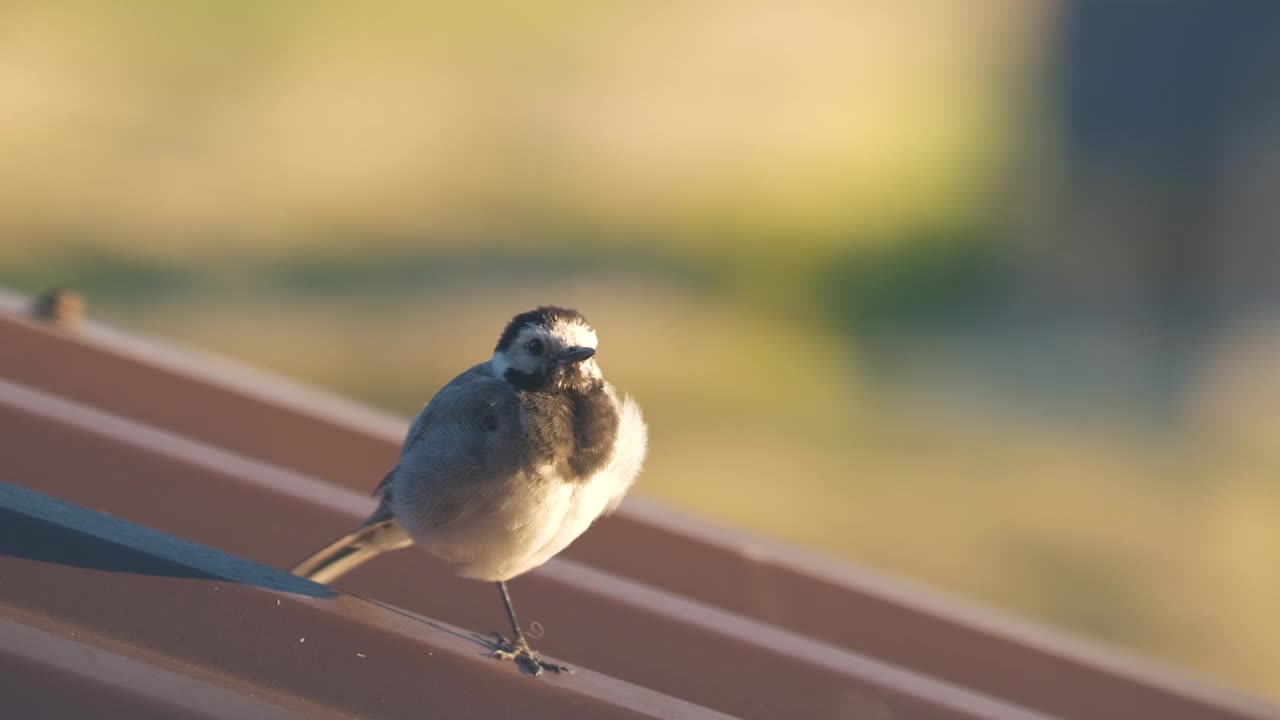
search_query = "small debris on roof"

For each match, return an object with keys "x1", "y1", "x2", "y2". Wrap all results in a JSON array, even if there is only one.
[{"x1": 29, "y1": 287, "x2": 85, "y2": 330}]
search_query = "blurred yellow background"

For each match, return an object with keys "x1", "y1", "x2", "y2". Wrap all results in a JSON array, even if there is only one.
[{"x1": 3, "y1": 1, "x2": 1279, "y2": 700}]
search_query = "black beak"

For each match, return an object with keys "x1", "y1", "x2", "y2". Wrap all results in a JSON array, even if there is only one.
[{"x1": 558, "y1": 346, "x2": 596, "y2": 365}]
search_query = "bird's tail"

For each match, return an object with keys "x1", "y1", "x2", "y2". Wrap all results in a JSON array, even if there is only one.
[{"x1": 290, "y1": 520, "x2": 413, "y2": 584}]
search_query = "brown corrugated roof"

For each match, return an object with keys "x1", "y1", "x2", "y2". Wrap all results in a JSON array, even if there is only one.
[
  {"x1": 2, "y1": 294, "x2": 1277, "y2": 720},
  {"x1": 0, "y1": 483, "x2": 726, "y2": 720}
]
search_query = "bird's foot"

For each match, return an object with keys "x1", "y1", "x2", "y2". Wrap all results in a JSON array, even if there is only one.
[{"x1": 488, "y1": 632, "x2": 571, "y2": 677}]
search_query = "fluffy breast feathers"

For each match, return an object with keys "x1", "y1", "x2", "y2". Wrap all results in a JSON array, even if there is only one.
[{"x1": 381, "y1": 363, "x2": 646, "y2": 580}]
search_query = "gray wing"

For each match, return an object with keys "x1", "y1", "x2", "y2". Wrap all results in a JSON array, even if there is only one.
[
  {"x1": 374, "y1": 363, "x2": 492, "y2": 497},
  {"x1": 372, "y1": 363, "x2": 525, "y2": 532}
]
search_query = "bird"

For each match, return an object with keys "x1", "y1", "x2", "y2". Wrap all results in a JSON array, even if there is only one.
[{"x1": 290, "y1": 306, "x2": 647, "y2": 675}]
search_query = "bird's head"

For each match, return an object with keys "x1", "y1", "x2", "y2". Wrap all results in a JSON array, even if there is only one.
[{"x1": 492, "y1": 306, "x2": 601, "y2": 392}]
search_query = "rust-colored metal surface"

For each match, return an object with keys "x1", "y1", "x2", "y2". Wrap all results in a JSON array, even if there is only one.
[
  {"x1": 0, "y1": 295, "x2": 403, "y2": 487},
  {"x1": 0, "y1": 379, "x2": 1053, "y2": 720},
  {"x1": 2, "y1": 297, "x2": 1278, "y2": 720},
  {"x1": 574, "y1": 506, "x2": 1280, "y2": 720},
  {"x1": 0, "y1": 616, "x2": 316, "y2": 720},
  {"x1": 0, "y1": 482, "x2": 730, "y2": 720}
]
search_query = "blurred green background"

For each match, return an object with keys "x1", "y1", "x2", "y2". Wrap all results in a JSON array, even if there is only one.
[{"x1": 3, "y1": 1, "x2": 1279, "y2": 700}]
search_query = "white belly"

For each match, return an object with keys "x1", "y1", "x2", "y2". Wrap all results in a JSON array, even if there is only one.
[{"x1": 416, "y1": 394, "x2": 646, "y2": 581}]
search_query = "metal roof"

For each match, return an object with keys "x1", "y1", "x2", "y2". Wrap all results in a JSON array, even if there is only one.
[{"x1": 2, "y1": 292, "x2": 1276, "y2": 719}]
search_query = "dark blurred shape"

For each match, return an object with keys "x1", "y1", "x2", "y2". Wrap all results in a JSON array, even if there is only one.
[{"x1": 1010, "y1": 1, "x2": 1280, "y2": 414}]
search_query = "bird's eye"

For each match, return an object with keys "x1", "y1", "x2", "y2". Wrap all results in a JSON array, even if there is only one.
[{"x1": 527, "y1": 338, "x2": 544, "y2": 356}]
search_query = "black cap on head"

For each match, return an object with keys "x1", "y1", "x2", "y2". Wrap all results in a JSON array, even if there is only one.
[{"x1": 494, "y1": 306, "x2": 589, "y2": 353}]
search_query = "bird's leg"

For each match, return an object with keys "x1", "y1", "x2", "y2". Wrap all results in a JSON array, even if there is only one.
[{"x1": 488, "y1": 581, "x2": 570, "y2": 676}]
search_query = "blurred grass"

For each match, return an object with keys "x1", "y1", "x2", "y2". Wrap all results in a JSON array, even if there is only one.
[
  {"x1": 2, "y1": 0, "x2": 1278, "y2": 702},
  {"x1": 0, "y1": 1, "x2": 1022, "y2": 257}
]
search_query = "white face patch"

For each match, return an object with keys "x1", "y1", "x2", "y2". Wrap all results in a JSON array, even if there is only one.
[
  {"x1": 550, "y1": 319, "x2": 601, "y2": 383},
  {"x1": 490, "y1": 318, "x2": 601, "y2": 384},
  {"x1": 549, "y1": 319, "x2": 598, "y2": 350},
  {"x1": 489, "y1": 350, "x2": 512, "y2": 377},
  {"x1": 491, "y1": 325, "x2": 542, "y2": 377}
]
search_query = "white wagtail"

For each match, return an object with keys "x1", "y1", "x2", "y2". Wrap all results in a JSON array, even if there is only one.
[{"x1": 292, "y1": 306, "x2": 647, "y2": 675}]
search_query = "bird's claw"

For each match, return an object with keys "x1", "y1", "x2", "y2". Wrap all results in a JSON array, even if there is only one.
[{"x1": 488, "y1": 632, "x2": 571, "y2": 677}]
